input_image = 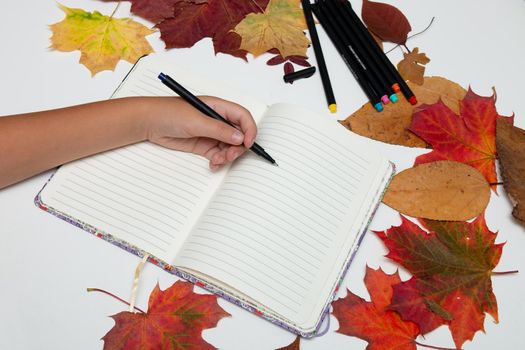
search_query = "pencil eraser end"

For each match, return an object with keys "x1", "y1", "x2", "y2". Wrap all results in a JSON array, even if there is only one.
[
  {"x1": 408, "y1": 96, "x2": 418, "y2": 105},
  {"x1": 374, "y1": 102, "x2": 383, "y2": 112},
  {"x1": 390, "y1": 94, "x2": 398, "y2": 103},
  {"x1": 329, "y1": 104, "x2": 337, "y2": 113},
  {"x1": 381, "y1": 95, "x2": 390, "y2": 104}
]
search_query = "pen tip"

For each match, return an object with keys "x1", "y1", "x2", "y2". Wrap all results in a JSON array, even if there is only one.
[
  {"x1": 273, "y1": 162, "x2": 279, "y2": 167},
  {"x1": 329, "y1": 104, "x2": 337, "y2": 113}
]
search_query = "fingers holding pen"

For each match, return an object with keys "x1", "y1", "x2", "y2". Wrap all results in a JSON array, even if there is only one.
[
  {"x1": 207, "y1": 143, "x2": 245, "y2": 170},
  {"x1": 200, "y1": 96, "x2": 257, "y2": 148}
]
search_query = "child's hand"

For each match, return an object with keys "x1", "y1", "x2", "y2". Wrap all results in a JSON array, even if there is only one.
[{"x1": 144, "y1": 96, "x2": 257, "y2": 170}]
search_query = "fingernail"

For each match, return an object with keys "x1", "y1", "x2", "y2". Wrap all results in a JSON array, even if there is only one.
[{"x1": 232, "y1": 131, "x2": 244, "y2": 144}]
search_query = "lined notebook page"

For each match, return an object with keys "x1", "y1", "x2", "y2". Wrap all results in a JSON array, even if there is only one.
[
  {"x1": 39, "y1": 55, "x2": 268, "y2": 261},
  {"x1": 39, "y1": 144, "x2": 220, "y2": 260},
  {"x1": 175, "y1": 103, "x2": 392, "y2": 325}
]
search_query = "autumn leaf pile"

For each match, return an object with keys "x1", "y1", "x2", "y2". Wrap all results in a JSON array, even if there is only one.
[
  {"x1": 326, "y1": 1, "x2": 523, "y2": 350},
  {"x1": 340, "y1": 1, "x2": 520, "y2": 224},
  {"x1": 49, "y1": 0, "x2": 311, "y2": 75}
]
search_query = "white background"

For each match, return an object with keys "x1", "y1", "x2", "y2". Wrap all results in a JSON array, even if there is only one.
[{"x1": 1, "y1": 0, "x2": 524, "y2": 349}]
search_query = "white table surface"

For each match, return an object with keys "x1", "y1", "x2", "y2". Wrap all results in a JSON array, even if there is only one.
[{"x1": 1, "y1": 1, "x2": 524, "y2": 349}]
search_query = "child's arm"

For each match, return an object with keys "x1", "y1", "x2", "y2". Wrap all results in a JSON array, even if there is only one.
[{"x1": 0, "y1": 96, "x2": 257, "y2": 189}]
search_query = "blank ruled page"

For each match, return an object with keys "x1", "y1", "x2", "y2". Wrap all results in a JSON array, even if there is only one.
[
  {"x1": 175, "y1": 103, "x2": 392, "y2": 325},
  {"x1": 39, "y1": 143, "x2": 223, "y2": 260},
  {"x1": 38, "y1": 54, "x2": 268, "y2": 261}
]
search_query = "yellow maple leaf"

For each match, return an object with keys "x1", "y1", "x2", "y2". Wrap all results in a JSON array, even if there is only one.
[
  {"x1": 49, "y1": 4, "x2": 155, "y2": 76},
  {"x1": 233, "y1": 0, "x2": 309, "y2": 58}
]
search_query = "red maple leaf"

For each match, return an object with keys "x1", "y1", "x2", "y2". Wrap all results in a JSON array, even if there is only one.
[
  {"x1": 124, "y1": 0, "x2": 180, "y2": 24},
  {"x1": 375, "y1": 215, "x2": 506, "y2": 349},
  {"x1": 409, "y1": 88, "x2": 513, "y2": 190},
  {"x1": 102, "y1": 280, "x2": 230, "y2": 350},
  {"x1": 155, "y1": 0, "x2": 270, "y2": 59},
  {"x1": 332, "y1": 266, "x2": 421, "y2": 350}
]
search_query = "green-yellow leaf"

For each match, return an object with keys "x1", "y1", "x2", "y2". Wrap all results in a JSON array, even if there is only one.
[
  {"x1": 49, "y1": 4, "x2": 155, "y2": 76},
  {"x1": 233, "y1": 0, "x2": 309, "y2": 58}
]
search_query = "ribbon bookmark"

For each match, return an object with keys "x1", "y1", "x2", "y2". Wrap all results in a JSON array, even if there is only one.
[{"x1": 129, "y1": 253, "x2": 150, "y2": 313}]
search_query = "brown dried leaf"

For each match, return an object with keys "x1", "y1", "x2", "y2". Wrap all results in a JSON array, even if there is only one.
[
  {"x1": 382, "y1": 160, "x2": 490, "y2": 221},
  {"x1": 496, "y1": 119, "x2": 525, "y2": 225},
  {"x1": 397, "y1": 48, "x2": 430, "y2": 85},
  {"x1": 339, "y1": 76, "x2": 467, "y2": 148}
]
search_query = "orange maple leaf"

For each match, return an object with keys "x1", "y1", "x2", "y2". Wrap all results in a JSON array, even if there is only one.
[
  {"x1": 102, "y1": 281, "x2": 230, "y2": 350},
  {"x1": 409, "y1": 88, "x2": 513, "y2": 191},
  {"x1": 332, "y1": 266, "x2": 421, "y2": 350}
]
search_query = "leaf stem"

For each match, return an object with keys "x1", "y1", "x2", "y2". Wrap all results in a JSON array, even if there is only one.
[
  {"x1": 87, "y1": 287, "x2": 146, "y2": 314},
  {"x1": 492, "y1": 270, "x2": 519, "y2": 276},
  {"x1": 110, "y1": 1, "x2": 122, "y2": 18},
  {"x1": 415, "y1": 341, "x2": 459, "y2": 350},
  {"x1": 386, "y1": 17, "x2": 435, "y2": 54}
]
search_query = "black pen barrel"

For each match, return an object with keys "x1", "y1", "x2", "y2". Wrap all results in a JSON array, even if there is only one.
[
  {"x1": 158, "y1": 73, "x2": 277, "y2": 164},
  {"x1": 318, "y1": 0, "x2": 394, "y2": 103},
  {"x1": 312, "y1": 2, "x2": 383, "y2": 111},
  {"x1": 302, "y1": 0, "x2": 337, "y2": 112},
  {"x1": 339, "y1": 0, "x2": 416, "y2": 104}
]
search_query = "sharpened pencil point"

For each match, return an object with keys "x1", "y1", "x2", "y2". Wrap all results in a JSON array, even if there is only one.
[{"x1": 329, "y1": 104, "x2": 337, "y2": 113}]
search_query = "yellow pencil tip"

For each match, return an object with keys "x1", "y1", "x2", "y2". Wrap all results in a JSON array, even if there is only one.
[{"x1": 329, "y1": 104, "x2": 337, "y2": 113}]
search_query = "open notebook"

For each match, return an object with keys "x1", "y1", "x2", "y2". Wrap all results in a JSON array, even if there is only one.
[{"x1": 36, "y1": 54, "x2": 394, "y2": 337}]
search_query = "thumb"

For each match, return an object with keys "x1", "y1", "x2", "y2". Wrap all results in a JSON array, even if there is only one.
[{"x1": 186, "y1": 114, "x2": 245, "y2": 145}]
